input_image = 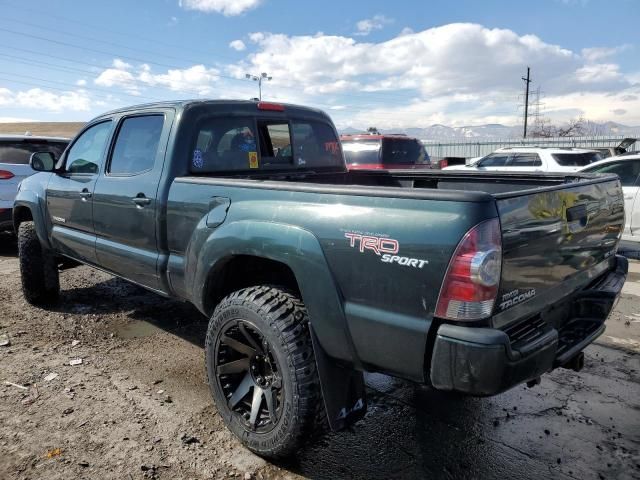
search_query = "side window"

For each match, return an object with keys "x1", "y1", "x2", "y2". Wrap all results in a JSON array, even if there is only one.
[
  {"x1": 65, "y1": 121, "x2": 112, "y2": 174},
  {"x1": 510, "y1": 153, "x2": 542, "y2": 167},
  {"x1": 591, "y1": 161, "x2": 640, "y2": 187},
  {"x1": 109, "y1": 115, "x2": 164, "y2": 175},
  {"x1": 478, "y1": 153, "x2": 510, "y2": 167}
]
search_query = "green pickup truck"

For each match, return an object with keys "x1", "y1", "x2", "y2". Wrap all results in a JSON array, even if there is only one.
[{"x1": 13, "y1": 100, "x2": 627, "y2": 457}]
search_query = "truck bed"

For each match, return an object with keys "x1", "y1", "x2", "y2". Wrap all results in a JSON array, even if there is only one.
[{"x1": 170, "y1": 169, "x2": 623, "y2": 382}]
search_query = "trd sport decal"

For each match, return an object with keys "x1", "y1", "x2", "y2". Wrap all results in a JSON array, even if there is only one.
[{"x1": 344, "y1": 232, "x2": 429, "y2": 269}]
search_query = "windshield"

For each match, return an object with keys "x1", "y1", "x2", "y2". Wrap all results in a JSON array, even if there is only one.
[
  {"x1": 0, "y1": 141, "x2": 68, "y2": 165},
  {"x1": 342, "y1": 139, "x2": 381, "y2": 165},
  {"x1": 552, "y1": 152, "x2": 602, "y2": 166}
]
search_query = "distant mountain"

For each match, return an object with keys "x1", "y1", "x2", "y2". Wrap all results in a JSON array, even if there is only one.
[{"x1": 339, "y1": 121, "x2": 640, "y2": 140}]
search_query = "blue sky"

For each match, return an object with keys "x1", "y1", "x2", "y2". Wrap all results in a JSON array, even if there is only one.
[{"x1": 0, "y1": 0, "x2": 638, "y2": 128}]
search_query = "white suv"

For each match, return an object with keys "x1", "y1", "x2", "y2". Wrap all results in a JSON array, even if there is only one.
[
  {"x1": 0, "y1": 135, "x2": 69, "y2": 232},
  {"x1": 443, "y1": 147, "x2": 602, "y2": 173}
]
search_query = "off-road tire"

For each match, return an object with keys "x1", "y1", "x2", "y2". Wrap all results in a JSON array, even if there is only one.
[
  {"x1": 205, "y1": 285, "x2": 322, "y2": 458},
  {"x1": 18, "y1": 221, "x2": 60, "y2": 305}
]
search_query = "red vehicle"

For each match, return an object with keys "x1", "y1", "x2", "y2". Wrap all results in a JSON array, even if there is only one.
[{"x1": 340, "y1": 134, "x2": 431, "y2": 170}]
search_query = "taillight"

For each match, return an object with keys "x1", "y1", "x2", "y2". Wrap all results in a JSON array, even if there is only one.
[
  {"x1": 439, "y1": 159, "x2": 448, "y2": 169},
  {"x1": 0, "y1": 170, "x2": 14, "y2": 180},
  {"x1": 435, "y1": 218, "x2": 502, "y2": 321}
]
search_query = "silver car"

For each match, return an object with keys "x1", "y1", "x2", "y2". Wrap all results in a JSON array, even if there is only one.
[{"x1": 0, "y1": 135, "x2": 69, "y2": 232}]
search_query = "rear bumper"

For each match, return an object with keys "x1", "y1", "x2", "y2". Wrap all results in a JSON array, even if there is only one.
[
  {"x1": 430, "y1": 255, "x2": 628, "y2": 396},
  {"x1": 0, "y1": 207, "x2": 12, "y2": 232}
]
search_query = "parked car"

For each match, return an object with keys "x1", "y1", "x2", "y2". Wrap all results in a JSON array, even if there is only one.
[
  {"x1": 340, "y1": 134, "x2": 431, "y2": 169},
  {"x1": 579, "y1": 153, "x2": 640, "y2": 241},
  {"x1": 443, "y1": 147, "x2": 602, "y2": 173},
  {"x1": 431, "y1": 156, "x2": 466, "y2": 169},
  {"x1": 15, "y1": 100, "x2": 627, "y2": 458},
  {"x1": 0, "y1": 135, "x2": 69, "y2": 232}
]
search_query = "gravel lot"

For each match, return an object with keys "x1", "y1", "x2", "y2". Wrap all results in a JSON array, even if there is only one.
[{"x1": 1, "y1": 233, "x2": 639, "y2": 479}]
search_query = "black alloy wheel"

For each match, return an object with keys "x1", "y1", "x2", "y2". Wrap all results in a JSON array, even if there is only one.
[
  {"x1": 216, "y1": 320, "x2": 284, "y2": 432},
  {"x1": 205, "y1": 286, "x2": 322, "y2": 457}
]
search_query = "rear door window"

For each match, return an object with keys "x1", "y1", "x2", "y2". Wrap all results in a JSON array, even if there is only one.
[
  {"x1": 552, "y1": 152, "x2": 602, "y2": 166},
  {"x1": 478, "y1": 153, "x2": 511, "y2": 167},
  {"x1": 0, "y1": 141, "x2": 68, "y2": 165},
  {"x1": 109, "y1": 115, "x2": 164, "y2": 175},
  {"x1": 509, "y1": 153, "x2": 542, "y2": 167}
]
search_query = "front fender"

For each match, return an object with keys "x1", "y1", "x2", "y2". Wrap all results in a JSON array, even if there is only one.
[
  {"x1": 187, "y1": 220, "x2": 356, "y2": 364},
  {"x1": 13, "y1": 183, "x2": 52, "y2": 249}
]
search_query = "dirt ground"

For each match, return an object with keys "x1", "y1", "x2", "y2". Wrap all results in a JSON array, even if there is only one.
[
  {"x1": 0, "y1": 122, "x2": 84, "y2": 138},
  {"x1": 0, "y1": 233, "x2": 639, "y2": 479}
]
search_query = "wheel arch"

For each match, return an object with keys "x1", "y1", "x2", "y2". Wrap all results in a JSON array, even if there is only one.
[
  {"x1": 189, "y1": 220, "x2": 355, "y2": 365},
  {"x1": 13, "y1": 184, "x2": 52, "y2": 249}
]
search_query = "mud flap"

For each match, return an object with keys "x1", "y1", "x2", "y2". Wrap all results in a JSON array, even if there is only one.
[{"x1": 310, "y1": 326, "x2": 367, "y2": 431}]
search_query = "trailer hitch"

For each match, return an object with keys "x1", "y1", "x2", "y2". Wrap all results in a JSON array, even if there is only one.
[{"x1": 561, "y1": 351, "x2": 585, "y2": 372}]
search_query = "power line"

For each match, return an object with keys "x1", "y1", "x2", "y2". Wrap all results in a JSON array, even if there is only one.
[
  {"x1": 0, "y1": 27, "x2": 249, "y2": 85},
  {"x1": 0, "y1": 10, "x2": 424, "y2": 103}
]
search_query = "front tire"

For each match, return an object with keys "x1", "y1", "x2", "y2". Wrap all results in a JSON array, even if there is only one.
[
  {"x1": 18, "y1": 221, "x2": 60, "y2": 305},
  {"x1": 205, "y1": 286, "x2": 321, "y2": 458}
]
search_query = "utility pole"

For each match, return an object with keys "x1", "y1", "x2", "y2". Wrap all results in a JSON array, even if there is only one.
[
  {"x1": 522, "y1": 67, "x2": 532, "y2": 138},
  {"x1": 245, "y1": 72, "x2": 272, "y2": 100}
]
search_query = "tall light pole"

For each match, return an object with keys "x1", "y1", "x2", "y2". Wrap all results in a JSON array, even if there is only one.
[
  {"x1": 245, "y1": 72, "x2": 272, "y2": 100},
  {"x1": 522, "y1": 66, "x2": 532, "y2": 139}
]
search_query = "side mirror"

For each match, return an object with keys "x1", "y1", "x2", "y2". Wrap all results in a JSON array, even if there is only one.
[{"x1": 30, "y1": 152, "x2": 56, "y2": 172}]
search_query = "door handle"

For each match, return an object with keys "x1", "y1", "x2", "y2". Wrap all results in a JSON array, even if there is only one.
[
  {"x1": 79, "y1": 188, "x2": 92, "y2": 200},
  {"x1": 132, "y1": 194, "x2": 151, "y2": 207}
]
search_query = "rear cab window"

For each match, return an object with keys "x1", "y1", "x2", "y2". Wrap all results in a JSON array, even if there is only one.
[
  {"x1": 0, "y1": 140, "x2": 68, "y2": 165},
  {"x1": 342, "y1": 139, "x2": 381, "y2": 166},
  {"x1": 190, "y1": 116, "x2": 342, "y2": 174},
  {"x1": 381, "y1": 138, "x2": 428, "y2": 165}
]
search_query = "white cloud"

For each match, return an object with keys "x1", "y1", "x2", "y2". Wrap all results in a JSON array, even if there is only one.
[
  {"x1": 112, "y1": 58, "x2": 132, "y2": 70},
  {"x1": 0, "y1": 87, "x2": 91, "y2": 112},
  {"x1": 355, "y1": 15, "x2": 393, "y2": 36},
  {"x1": 95, "y1": 62, "x2": 222, "y2": 96},
  {"x1": 76, "y1": 79, "x2": 87, "y2": 86},
  {"x1": 179, "y1": 0, "x2": 261, "y2": 16},
  {"x1": 229, "y1": 39, "x2": 246, "y2": 51},
  {"x1": 582, "y1": 45, "x2": 630, "y2": 63},
  {"x1": 224, "y1": 23, "x2": 640, "y2": 125},
  {"x1": 248, "y1": 32, "x2": 265, "y2": 43},
  {"x1": 229, "y1": 24, "x2": 577, "y2": 97},
  {"x1": 575, "y1": 63, "x2": 625, "y2": 85},
  {"x1": 95, "y1": 68, "x2": 139, "y2": 94}
]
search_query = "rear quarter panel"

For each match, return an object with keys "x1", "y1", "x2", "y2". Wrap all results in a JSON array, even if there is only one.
[{"x1": 166, "y1": 179, "x2": 497, "y2": 381}]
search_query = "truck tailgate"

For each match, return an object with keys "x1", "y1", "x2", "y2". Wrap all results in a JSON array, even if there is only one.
[{"x1": 493, "y1": 176, "x2": 624, "y2": 328}]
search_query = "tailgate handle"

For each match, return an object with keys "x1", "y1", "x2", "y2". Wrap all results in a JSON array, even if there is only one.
[{"x1": 566, "y1": 204, "x2": 587, "y2": 223}]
